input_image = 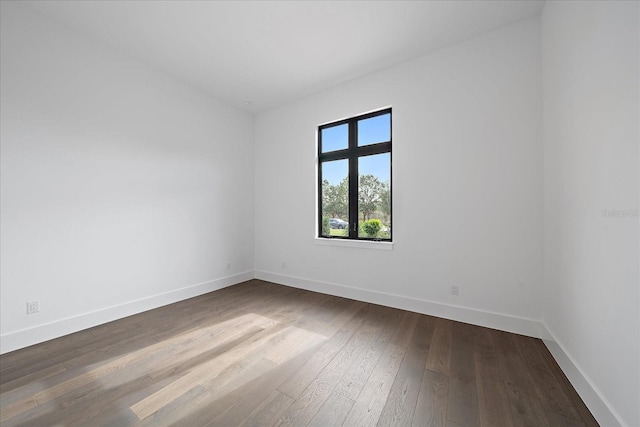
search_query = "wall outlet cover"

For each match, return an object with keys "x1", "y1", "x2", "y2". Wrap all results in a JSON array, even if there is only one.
[{"x1": 27, "y1": 301, "x2": 40, "y2": 314}]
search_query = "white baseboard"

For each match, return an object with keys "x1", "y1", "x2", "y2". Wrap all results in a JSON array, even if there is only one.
[
  {"x1": 0, "y1": 271, "x2": 254, "y2": 355},
  {"x1": 541, "y1": 324, "x2": 625, "y2": 427},
  {"x1": 257, "y1": 270, "x2": 622, "y2": 426},
  {"x1": 1, "y1": 270, "x2": 621, "y2": 427},
  {"x1": 255, "y1": 270, "x2": 541, "y2": 338}
]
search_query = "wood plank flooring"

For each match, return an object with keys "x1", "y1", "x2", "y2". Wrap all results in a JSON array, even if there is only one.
[{"x1": 0, "y1": 279, "x2": 598, "y2": 426}]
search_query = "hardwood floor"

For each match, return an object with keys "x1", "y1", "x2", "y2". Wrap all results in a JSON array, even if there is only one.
[{"x1": 0, "y1": 279, "x2": 598, "y2": 426}]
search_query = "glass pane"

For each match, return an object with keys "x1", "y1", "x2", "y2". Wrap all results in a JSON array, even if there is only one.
[
  {"x1": 321, "y1": 159, "x2": 349, "y2": 237},
  {"x1": 358, "y1": 153, "x2": 391, "y2": 239},
  {"x1": 358, "y1": 113, "x2": 390, "y2": 146},
  {"x1": 321, "y1": 124, "x2": 348, "y2": 153}
]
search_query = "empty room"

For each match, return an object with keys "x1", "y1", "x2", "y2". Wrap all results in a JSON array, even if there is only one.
[{"x1": 1, "y1": 1, "x2": 638, "y2": 426}]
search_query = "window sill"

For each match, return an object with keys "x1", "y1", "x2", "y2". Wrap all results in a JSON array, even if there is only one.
[{"x1": 315, "y1": 237, "x2": 393, "y2": 251}]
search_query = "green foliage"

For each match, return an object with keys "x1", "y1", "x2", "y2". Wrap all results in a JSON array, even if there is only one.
[
  {"x1": 322, "y1": 173, "x2": 391, "y2": 239},
  {"x1": 328, "y1": 227, "x2": 349, "y2": 237},
  {"x1": 358, "y1": 175, "x2": 384, "y2": 221},
  {"x1": 322, "y1": 177, "x2": 349, "y2": 219},
  {"x1": 362, "y1": 219, "x2": 382, "y2": 237},
  {"x1": 379, "y1": 182, "x2": 391, "y2": 219},
  {"x1": 321, "y1": 217, "x2": 330, "y2": 235}
]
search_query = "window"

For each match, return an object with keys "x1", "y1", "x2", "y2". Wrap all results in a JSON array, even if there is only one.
[{"x1": 318, "y1": 108, "x2": 392, "y2": 241}]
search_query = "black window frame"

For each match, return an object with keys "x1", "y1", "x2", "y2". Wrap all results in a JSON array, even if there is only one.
[{"x1": 317, "y1": 108, "x2": 392, "y2": 241}]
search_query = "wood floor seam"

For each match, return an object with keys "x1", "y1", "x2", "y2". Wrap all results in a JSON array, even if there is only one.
[{"x1": 0, "y1": 279, "x2": 599, "y2": 427}]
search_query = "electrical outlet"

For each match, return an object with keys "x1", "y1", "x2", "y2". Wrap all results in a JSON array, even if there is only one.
[
  {"x1": 27, "y1": 301, "x2": 39, "y2": 314},
  {"x1": 450, "y1": 285, "x2": 459, "y2": 296},
  {"x1": 281, "y1": 262, "x2": 286, "y2": 269},
  {"x1": 226, "y1": 262, "x2": 231, "y2": 270}
]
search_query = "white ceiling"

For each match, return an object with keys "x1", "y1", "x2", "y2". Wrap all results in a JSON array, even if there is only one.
[{"x1": 22, "y1": 0, "x2": 545, "y2": 114}]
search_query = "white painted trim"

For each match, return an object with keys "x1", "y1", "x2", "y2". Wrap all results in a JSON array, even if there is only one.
[
  {"x1": 257, "y1": 270, "x2": 619, "y2": 425},
  {"x1": 314, "y1": 237, "x2": 393, "y2": 250},
  {"x1": 1, "y1": 269, "x2": 618, "y2": 427},
  {"x1": 0, "y1": 271, "x2": 254, "y2": 354},
  {"x1": 541, "y1": 324, "x2": 625, "y2": 427},
  {"x1": 255, "y1": 270, "x2": 541, "y2": 338}
]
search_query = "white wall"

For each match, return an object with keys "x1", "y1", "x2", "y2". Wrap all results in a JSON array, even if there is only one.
[
  {"x1": 0, "y1": 3, "x2": 255, "y2": 353},
  {"x1": 3, "y1": 2, "x2": 636, "y2": 424},
  {"x1": 254, "y1": 18, "x2": 543, "y2": 335},
  {"x1": 542, "y1": 1, "x2": 639, "y2": 426}
]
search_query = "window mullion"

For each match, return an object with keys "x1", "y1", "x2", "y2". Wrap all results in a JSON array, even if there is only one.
[
  {"x1": 318, "y1": 108, "x2": 391, "y2": 241},
  {"x1": 348, "y1": 120, "x2": 358, "y2": 238}
]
